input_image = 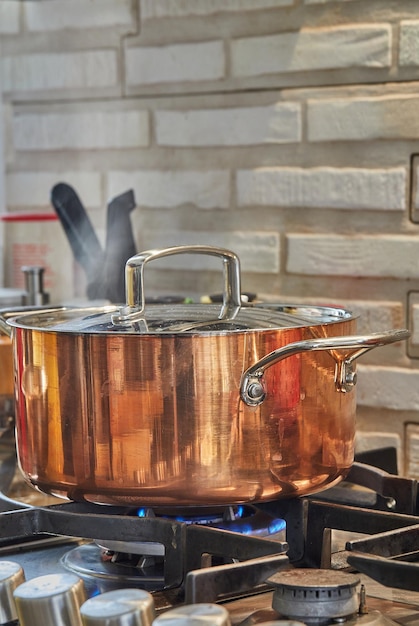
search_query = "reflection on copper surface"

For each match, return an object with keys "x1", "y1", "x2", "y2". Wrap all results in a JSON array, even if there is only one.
[{"x1": 21, "y1": 365, "x2": 48, "y2": 399}]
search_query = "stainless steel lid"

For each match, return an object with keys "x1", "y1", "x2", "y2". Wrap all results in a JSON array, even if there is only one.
[
  {"x1": 6, "y1": 303, "x2": 353, "y2": 336},
  {"x1": 5, "y1": 246, "x2": 353, "y2": 335}
]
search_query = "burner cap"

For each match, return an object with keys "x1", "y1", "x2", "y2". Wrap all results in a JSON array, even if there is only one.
[{"x1": 269, "y1": 569, "x2": 360, "y2": 625}]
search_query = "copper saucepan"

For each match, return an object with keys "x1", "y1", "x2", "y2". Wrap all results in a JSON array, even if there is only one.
[{"x1": 1, "y1": 245, "x2": 410, "y2": 507}]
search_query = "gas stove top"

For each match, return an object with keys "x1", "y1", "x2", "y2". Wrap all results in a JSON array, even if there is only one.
[{"x1": 0, "y1": 446, "x2": 417, "y2": 625}]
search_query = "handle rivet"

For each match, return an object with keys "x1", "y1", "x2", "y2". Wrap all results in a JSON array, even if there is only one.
[
  {"x1": 247, "y1": 382, "x2": 265, "y2": 400},
  {"x1": 346, "y1": 371, "x2": 357, "y2": 386}
]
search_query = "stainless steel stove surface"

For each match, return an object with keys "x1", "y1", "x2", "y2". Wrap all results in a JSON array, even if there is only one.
[{"x1": 0, "y1": 446, "x2": 418, "y2": 626}]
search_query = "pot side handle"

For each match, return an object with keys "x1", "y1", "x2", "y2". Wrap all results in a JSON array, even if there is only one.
[
  {"x1": 240, "y1": 328, "x2": 411, "y2": 407},
  {"x1": 112, "y1": 245, "x2": 242, "y2": 326}
]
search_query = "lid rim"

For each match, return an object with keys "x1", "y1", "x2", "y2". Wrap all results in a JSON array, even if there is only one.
[{"x1": 6, "y1": 303, "x2": 354, "y2": 335}]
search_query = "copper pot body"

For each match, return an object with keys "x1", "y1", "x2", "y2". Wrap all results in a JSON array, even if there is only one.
[
  {"x1": 0, "y1": 336, "x2": 13, "y2": 397},
  {"x1": 12, "y1": 317, "x2": 357, "y2": 507}
]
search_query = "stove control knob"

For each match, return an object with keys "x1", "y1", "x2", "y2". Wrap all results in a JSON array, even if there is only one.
[
  {"x1": 0, "y1": 560, "x2": 25, "y2": 624},
  {"x1": 13, "y1": 573, "x2": 86, "y2": 626},
  {"x1": 152, "y1": 604, "x2": 231, "y2": 626},
  {"x1": 251, "y1": 623, "x2": 305, "y2": 626},
  {"x1": 80, "y1": 589, "x2": 155, "y2": 626}
]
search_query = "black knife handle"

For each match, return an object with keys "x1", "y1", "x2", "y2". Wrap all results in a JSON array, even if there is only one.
[
  {"x1": 104, "y1": 189, "x2": 137, "y2": 303},
  {"x1": 51, "y1": 182, "x2": 105, "y2": 298}
]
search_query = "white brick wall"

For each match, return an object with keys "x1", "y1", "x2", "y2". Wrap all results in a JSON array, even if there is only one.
[
  {"x1": 155, "y1": 103, "x2": 302, "y2": 146},
  {"x1": 140, "y1": 0, "x2": 294, "y2": 19},
  {"x1": 0, "y1": 98, "x2": 5, "y2": 216},
  {"x1": 305, "y1": 0, "x2": 357, "y2": 3},
  {"x1": 406, "y1": 424, "x2": 419, "y2": 477},
  {"x1": 143, "y1": 231, "x2": 280, "y2": 273},
  {"x1": 12, "y1": 110, "x2": 150, "y2": 151},
  {"x1": 357, "y1": 365, "x2": 419, "y2": 411},
  {"x1": 107, "y1": 170, "x2": 230, "y2": 209},
  {"x1": 24, "y1": 0, "x2": 134, "y2": 31},
  {"x1": 399, "y1": 21, "x2": 419, "y2": 66},
  {"x1": 286, "y1": 234, "x2": 419, "y2": 278},
  {"x1": 341, "y1": 300, "x2": 404, "y2": 336},
  {"x1": 6, "y1": 172, "x2": 102, "y2": 209},
  {"x1": 308, "y1": 95, "x2": 419, "y2": 141},
  {"x1": 231, "y1": 25, "x2": 391, "y2": 77},
  {"x1": 0, "y1": 2, "x2": 19, "y2": 35},
  {"x1": 1, "y1": 50, "x2": 118, "y2": 93},
  {"x1": 126, "y1": 41, "x2": 225, "y2": 86},
  {"x1": 355, "y1": 431, "x2": 402, "y2": 465},
  {"x1": 237, "y1": 167, "x2": 406, "y2": 210}
]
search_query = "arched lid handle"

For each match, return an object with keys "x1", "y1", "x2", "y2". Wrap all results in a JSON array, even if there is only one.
[{"x1": 112, "y1": 245, "x2": 242, "y2": 327}]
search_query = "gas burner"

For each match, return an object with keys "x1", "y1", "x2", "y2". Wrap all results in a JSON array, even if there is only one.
[
  {"x1": 61, "y1": 543, "x2": 165, "y2": 593},
  {"x1": 269, "y1": 569, "x2": 360, "y2": 625},
  {"x1": 151, "y1": 504, "x2": 275, "y2": 529},
  {"x1": 59, "y1": 504, "x2": 287, "y2": 594},
  {"x1": 142, "y1": 503, "x2": 287, "y2": 533},
  {"x1": 94, "y1": 504, "x2": 286, "y2": 556}
]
